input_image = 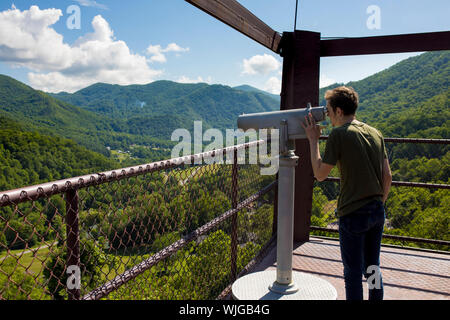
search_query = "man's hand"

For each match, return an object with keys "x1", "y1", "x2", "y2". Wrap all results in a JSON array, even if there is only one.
[
  {"x1": 301, "y1": 112, "x2": 333, "y2": 182},
  {"x1": 301, "y1": 112, "x2": 322, "y2": 142}
]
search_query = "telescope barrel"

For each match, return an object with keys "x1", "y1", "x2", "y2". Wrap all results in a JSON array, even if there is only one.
[{"x1": 237, "y1": 106, "x2": 326, "y2": 140}]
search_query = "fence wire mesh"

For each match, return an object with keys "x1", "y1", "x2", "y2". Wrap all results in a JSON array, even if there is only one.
[{"x1": 0, "y1": 141, "x2": 276, "y2": 300}]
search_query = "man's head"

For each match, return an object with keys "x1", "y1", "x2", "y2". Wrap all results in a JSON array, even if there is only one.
[{"x1": 325, "y1": 86, "x2": 359, "y2": 114}]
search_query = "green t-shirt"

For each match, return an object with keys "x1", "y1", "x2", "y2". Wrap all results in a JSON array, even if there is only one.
[{"x1": 322, "y1": 120, "x2": 387, "y2": 217}]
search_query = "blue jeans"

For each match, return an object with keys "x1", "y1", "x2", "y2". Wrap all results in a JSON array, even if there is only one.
[{"x1": 339, "y1": 200, "x2": 385, "y2": 300}]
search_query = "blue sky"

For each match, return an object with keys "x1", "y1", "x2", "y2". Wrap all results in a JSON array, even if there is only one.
[{"x1": 0, "y1": 0, "x2": 449, "y2": 93}]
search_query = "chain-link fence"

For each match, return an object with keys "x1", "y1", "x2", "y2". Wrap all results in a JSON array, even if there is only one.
[
  {"x1": 311, "y1": 137, "x2": 450, "y2": 251},
  {"x1": 2, "y1": 137, "x2": 448, "y2": 300},
  {"x1": 0, "y1": 141, "x2": 276, "y2": 300}
]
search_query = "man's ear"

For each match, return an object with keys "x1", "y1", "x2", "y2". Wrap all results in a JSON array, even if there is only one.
[{"x1": 336, "y1": 107, "x2": 344, "y2": 117}]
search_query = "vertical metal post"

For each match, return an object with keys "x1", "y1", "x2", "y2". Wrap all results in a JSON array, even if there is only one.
[
  {"x1": 280, "y1": 30, "x2": 321, "y2": 242},
  {"x1": 269, "y1": 121, "x2": 299, "y2": 294},
  {"x1": 271, "y1": 150, "x2": 298, "y2": 291},
  {"x1": 66, "y1": 188, "x2": 80, "y2": 300},
  {"x1": 230, "y1": 147, "x2": 238, "y2": 282}
]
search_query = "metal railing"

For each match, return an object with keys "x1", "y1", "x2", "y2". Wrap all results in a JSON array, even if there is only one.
[
  {"x1": 1, "y1": 137, "x2": 448, "y2": 300},
  {"x1": 0, "y1": 140, "x2": 276, "y2": 300}
]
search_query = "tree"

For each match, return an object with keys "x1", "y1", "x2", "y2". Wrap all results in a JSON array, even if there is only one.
[{"x1": 43, "y1": 239, "x2": 106, "y2": 299}]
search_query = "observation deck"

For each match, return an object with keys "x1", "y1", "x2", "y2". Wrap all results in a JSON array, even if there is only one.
[{"x1": 0, "y1": 138, "x2": 448, "y2": 300}]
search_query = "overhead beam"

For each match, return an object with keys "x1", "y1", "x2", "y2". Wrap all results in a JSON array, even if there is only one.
[
  {"x1": 321, "y1": 31, "x2": 450, "y2": 57},
  {"x1": 186, "y1": 0, "x2": 282, "y2": 53}
]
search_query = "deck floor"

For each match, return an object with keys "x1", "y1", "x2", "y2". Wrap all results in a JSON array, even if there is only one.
[{"x1": 250, "y1": 237, "x2": 450, "y2": 300}]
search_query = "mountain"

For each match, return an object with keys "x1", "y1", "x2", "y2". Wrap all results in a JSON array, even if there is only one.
[
  {"x1": 51, "y1": 81, "x2": 280, "y2": 139},
  {"x1": 319, "y1": 51, "x2": 449, "y2": 140},
  {"x1": 0, "y1": 74, "x2": 115, "y2": 155},
  {"x1": 0, "y1": 74, "x2": 112, "y2": 132},
  {"x1": 0, "y1": 115, "x2": 116, "y2": 191},
  {"x1": 233, "y1": 85, "x2": 281, "y2": 102},
  {"x1": 51, "y1": 51, "x2": 449, "y2": 144},
  {"x1": 0, "y1": 75, "x2": 179, "y2": 155}
]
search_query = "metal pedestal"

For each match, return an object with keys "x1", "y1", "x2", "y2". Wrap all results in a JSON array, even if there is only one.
[
  {"x1": 231, "y1": 135, "x2": 337, "y2": 300},
  {"x1": 232, "y1": 270, "x2": 337, "y2": 300}
]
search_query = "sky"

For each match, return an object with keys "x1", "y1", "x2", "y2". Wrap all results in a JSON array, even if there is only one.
[{"x1": 0, "y1": 0, "x2": 449, "y2": 94}]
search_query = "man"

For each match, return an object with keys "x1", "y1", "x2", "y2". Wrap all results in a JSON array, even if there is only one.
[{"x1": 301, "y1": 86, "x2": 392, "y2": 300}]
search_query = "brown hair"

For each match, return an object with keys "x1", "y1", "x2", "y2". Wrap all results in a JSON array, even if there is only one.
[{"x1": 324, "y1": 86, "x2": 359, "y2": 115}]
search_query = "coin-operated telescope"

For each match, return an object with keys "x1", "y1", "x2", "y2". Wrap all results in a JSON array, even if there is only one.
[
  {"x1": 238, "y1": 103, "x2": 326, "y2": 154},
  {"x1": 232, "y1": 103, "x2": 337, "y2": 300},
  {"x1": 238, "y1": 103, "x2": 326, "y2": 140}
]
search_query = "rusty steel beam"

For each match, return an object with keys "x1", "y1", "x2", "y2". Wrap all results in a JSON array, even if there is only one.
[
  {"x1": 185, "y1": 0, "x2": 282, "y2": 53},
  {"x1": 280, "y1": 31, "x2": 321, "y2": 242},
  {"x1": 320, "y1": 31, "x2": 450, "y2": 57}
]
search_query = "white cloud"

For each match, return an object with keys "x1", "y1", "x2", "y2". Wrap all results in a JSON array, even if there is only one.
[
  {"x1": 242, "y1": 54, "x2": 281, "y2": 75},
  {"x1": 320, "y1": 74, "x2": 337, "y2": 88},
  {"x1": 264, "y1": 77, "x2": 281, "y2": 95},
  {"x1": 146, "y1": 43, "x2": 189, "y2": 63},
  {"x1": 146, "y1": 45, "x2": 167, "y2": 63},
  {"x1": 0, "y1": 6, "x2": 71, "y2": 71},
  {"x1": 176, "y1": 75, "x2": 212, "y2": 84},
  {"x1": 165, "y1": 43, "x2": 190, "y2": 53},
  {"x1": 74, "y1": 0, "x2": 108, "y2": 10},
  {"x1": 0, "y1": 6, "x2": 163, "y2": 92}
]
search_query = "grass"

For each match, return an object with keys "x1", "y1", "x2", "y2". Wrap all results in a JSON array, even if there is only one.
[
  {"x1": 0, "y1": 243, "x2": 54, "y2": 276},
  {"x1": 110, "y1": 149, "x2": 132, "y2": 163}
]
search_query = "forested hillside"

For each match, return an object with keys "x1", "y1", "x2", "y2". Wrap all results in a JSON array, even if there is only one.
[
  {"x1": 51, "y1": 81, "x2": 280, "y2": 139},
  {"x1": 0, "y1": 115, "x2": 117, "y2": 191},
  {"x1": 319, "y1": 51, "x2": 449, "y2": 140},
  {"x1": 0, "y1": 75, "x2": 178, "y2": 156}
]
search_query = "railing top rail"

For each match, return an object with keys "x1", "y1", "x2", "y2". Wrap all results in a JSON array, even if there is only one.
[{"x1": 0, "y1": 139, "x2": 264, "y2": 207}]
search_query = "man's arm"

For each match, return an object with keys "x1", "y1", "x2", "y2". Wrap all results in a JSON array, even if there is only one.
[
  {"x1": 301, "y1": 113, "x2": 334, "y2": 182},
  {"x1": 308, "y1": 137, "x2": 334, "y2": 181},
  {"x1": 381, "y1": 157, "x2": 392, "y2": 204}
]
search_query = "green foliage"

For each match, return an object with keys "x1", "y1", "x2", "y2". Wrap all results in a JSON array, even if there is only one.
[
  {"x1": 43, "y1": 239, "x2": 107, "y2": 300},
  {"x1": 311, "y1": 187, "x2": 336, "y2": 228},
  {"x1": 391, "y1": 151, "x2": 449, "y2": 184},
  {"x1": 0, "y1": 257, "x2": 48, "y2": 300},
  {"x1": 107, "y1": 229, "x2": 261, "y2": 300},
  {"x1": 0, "y1": 126, "x2": 117, "y2": 191}
]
